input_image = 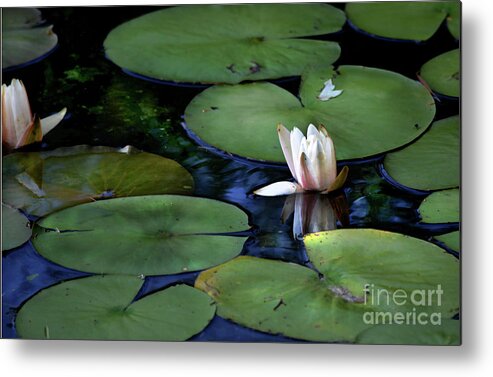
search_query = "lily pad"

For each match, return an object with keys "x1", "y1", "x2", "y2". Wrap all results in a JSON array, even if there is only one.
[
  {"x1": 355, "y1": 320, "x2": 460, "y2": 345},
  {"x1": 104, "y1": 4, "x2": 344, "y2": 84},
  {"x1": 2, "y1": 8, "x2": 58, "y2": 69},
  {"x1": 16, "y1": 275, "x2": 215, "y2": 340},
  {"x1": 33, "y1": 195, "x2": 249, "y2": 276},
  {"x1": 196, "y1": 229, "x2": 459, "y2": 342},
  {"x1": 346, "y1": 1, "x2": 460, "y2": 41},
  {"x1": 435, "y1": 231, "x2": 460, "y2": 252},
  {"x1": 419, "y1": 189, "x2": 459, "y2": 223},
  {"x1": 420, "y1": 49, "x2": 460, "y2": 97},
  {"x1": 185, "y1": 65, "x2": 435, "y2": 162},
  {"x1": 419, "y1": 189, "x2": 459, "y2": 252},
  {"x1": 2, "y1": 204, "x2": 32, "y2": 251},
  {"x1": 383, "y1": 115, "x2": 459, "y2": 191},
  {"x1": 2, "y1": 146, "x2": 194, "y2": 217}
]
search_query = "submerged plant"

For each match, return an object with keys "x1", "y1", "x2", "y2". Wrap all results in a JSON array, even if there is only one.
[
  {"x1": 254, "y1": 124, "x2": 348, "y2": 196},
  {"x1": 2, "y1": 79, "x2": 66, "y2": 151}
]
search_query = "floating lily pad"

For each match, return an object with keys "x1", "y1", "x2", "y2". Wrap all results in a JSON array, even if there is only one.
[
  {"x1": 447, "y1": 3, "x2": 460, "y2": 40},
  {"x1": 355, "y1": 320, "x2": 460, "y2": 345},
  {"x1": 419, "y1": 189, "x2": 459, "y2": 223},
  {"x1": 346, "y1": 1, "x2": 460, "y2": 41},
  {"x1": 383, "y1": 115, "x2": 459, "y2": 191},
  {"x1": 33, "y1": 195, "x2": 249, "y2": 275},
  {"x1": 435, "y1": 231, "x2": 460, "y2": 252},
  {"x1": 419, "y1": 189, "x2": 460, "y2": 252},
  {"x1": 420, "y1": 49, "x2": 460, "y2": 97},
  {"x1": 185, "y1": 65, "x2": 435, "y2": 162},
  {"x1": 16, "y1": 275, "x2": 215, "y2": 340},
  {"x1": 2, "y1": 146, "x2": 194, "y2": 217},
  {"x1": 2, "y1": 204, "x2": 32, "y2": 251},
  {"x1": 2, "y1": 8, "x2": 58, "y2": 69},
  {"x1": 196, "y1": 229, "x2": 459, "y2": 342},
  {"x1": 104, "y1": 4, "x2": 344, "y2": 84}
]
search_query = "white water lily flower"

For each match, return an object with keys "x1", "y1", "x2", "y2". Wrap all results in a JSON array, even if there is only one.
[
  {"x1": 254, "y1": 124, "x2": 348, "y2": 196},
  {"x1": 2, "y1": 79, "x2": 66, "y2": 151},
  {"x1": 318, "y1": 79, "x2": 343, "y2": 101}
]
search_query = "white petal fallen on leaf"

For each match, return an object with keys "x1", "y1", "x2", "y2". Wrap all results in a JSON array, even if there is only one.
[
  {"x1": 318, "y1": 79, "x2": 343, "y2": 101},
  {"x1": 254, "y1": 181, "x2": 301, "y2": 197}
]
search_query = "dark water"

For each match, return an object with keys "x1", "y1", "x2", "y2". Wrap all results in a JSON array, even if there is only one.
[{"x1": 2, "y1": 4, "x2": 459, "y2": 341}]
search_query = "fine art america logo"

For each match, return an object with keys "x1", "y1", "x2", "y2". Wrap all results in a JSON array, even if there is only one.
[{"x1": 362, "y1": 284, "x2": 444, "y2": 326}]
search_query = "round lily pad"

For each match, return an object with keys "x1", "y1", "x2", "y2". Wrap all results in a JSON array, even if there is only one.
[
  {"x1": 346, "y1": 1, "x2": 460, "y2": 41},
  {"x1": 16, "y1": 275, "x2": 215, "y2": 340},
  {"x1": 2, "y1": 146, "x2": 194, "y2": 217},
  {"x1": 355, "y1": 320, "x2": 460, "y2": 345},
  {"x1": 33, "y1": 195, "x2": 249, "y2": 276},
  {"x1": 2, "y1": 204, "x2": 32, "y2": 251},
  {"x1": 104, "y1": 4, "x2": 344, "y2": 84},
  {"x1": 185, "y1": 65, "x2": 435, "y2": 162},
  {"x1": 435, "y1": 231, "x2": 460, "y2": 252},
  {"x1": 3, "y1": 8, "x2": 58, "y2": 69},
  {"x1": 421, "y1": 49, "x2": 460, "y2": 97},
  {"x1": 304, "y1": 229, "x2": 459, "y2": 317},
  {"x1": 196, "y1": 229, "x2": 459, "y2": 342},
  {"x1": 419, "y1": 189, "x2": 459, "y2": 223},
  {"x1": 383, "y1": 115, "x2": 459, "y2": 191}
]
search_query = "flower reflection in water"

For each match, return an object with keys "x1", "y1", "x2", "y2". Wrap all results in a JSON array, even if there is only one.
[{"x1": 281, "y1": 192, "x2": 349, "y2": 240}]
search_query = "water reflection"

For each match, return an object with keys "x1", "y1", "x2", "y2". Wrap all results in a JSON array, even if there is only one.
[{"x1": 281, "y1": 192, "x2": 349, "y2": 240}]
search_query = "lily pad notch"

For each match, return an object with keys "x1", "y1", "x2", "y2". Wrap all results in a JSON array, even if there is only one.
[
  {"x1": 16, "y1": 275, "x2": 216, "y2": 340},
  {"x1": 185, "y1": 65, "x2": 436, "y2": 163},
  {"x1": 104, "y1": 4, "x2": 345, "y2": 84},
  {"x1": 346, "y1": 1, "x2": 460, "y2": 42},
  {"x1": 32, "y1": 195, "x2": 251, "y2": 276},
  {"x1": 196, "y1": 229, "x2": 459, "y2": 343}
]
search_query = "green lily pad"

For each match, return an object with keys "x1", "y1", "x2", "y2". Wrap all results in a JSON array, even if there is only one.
[
  {"x1": 196, "y1": 229, "x2": 459, "y2": 342},
  {"x1": 104, "y1": 4, "x2": 344, "y2": 84},
  {"x1": 420, "y1": 49, "x2": 460, "y2": 97},
  {"x1": 419, "y1": 189, "x2": 459, "y2": 223},
  {"x1": 2, "y1": 8, "x2": 58, "y2": 69},
  {"x1": 2, "y1": 146, "x2": 194, "y2": 217},
  {"x1": 2, "y1": 204, "x2": 32, "y2": 251},
  {"x1": 33, "y1": 195, "x2": 249, "y2": 276},
  {"x1": 435, "y1": 231, "x2": 460, "y2": 252},
  {"x1": 355, "y1": 320, "x2": 460, "y2": 345},
  {"x1": 16, "y1": 275, "x2": 215, "y2": 340},
  {"x1": 383, "y1": 115, "x2": 459, "y2": 191},
  {"x1": 418, "y1": 189, "x2": 459, "y2": 252},
  {"x1": 346, "y1": 1, "x2": 460, "y2": 41},
  {"x1": 185, "y1": 65, "x2": 435, "y2": 162}
]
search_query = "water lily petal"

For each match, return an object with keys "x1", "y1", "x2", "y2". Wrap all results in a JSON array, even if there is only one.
[
  {"x1": 9, "y1": 80, "x2": 33, "y2": 144},
  {"x1": 290, "y1": 127, "x2": 305, "y2": 182},
  {"x1": 298, "y1": 152, "x2": 319, "y2": 190},
  {"x1": 41, "y1": 107, "x2": 67, "y2": 136},
  {"x1": 323, "y1": 165, "x2": 349, "y2": 193},
  {"x1": 277, "y1": 124, "x2": 297, "y2": 179},
  {"x1": 16, "y1": 115, "x2": 42, "y2": 149},
  {"x1": 307, "y1": 123, "x2": 318, "y2": 139},
  {"x1": 254, "y1": 181, "x2": 301, "y2": 197},
  {"x1": 322, "y1": 129, "x2": 337, "y2": 186},
  {"x1": 2, "y1": 81, "x2": 31, "y2": 149},
  {"x1": 318, "y1": 79, "x2": 343, "y2": 101}
]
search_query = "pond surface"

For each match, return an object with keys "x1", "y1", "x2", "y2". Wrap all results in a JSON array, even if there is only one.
[{"x1": 2, "y1": 5, "x2": 459, "y2": 341}]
